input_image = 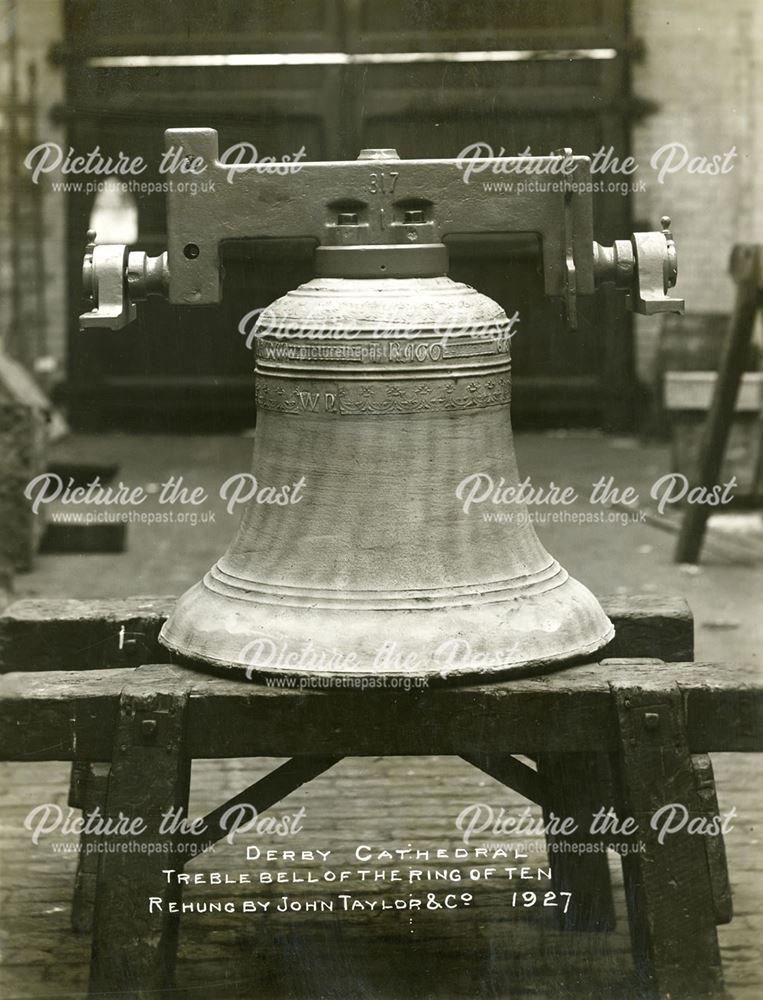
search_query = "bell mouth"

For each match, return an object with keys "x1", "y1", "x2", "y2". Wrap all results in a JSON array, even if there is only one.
[
  {"x1": 159, "y1": 271, "x2": 614, "y2": 683},
  {"x1": 158, "y1": 565, "x2": 614, "y2": 682}
]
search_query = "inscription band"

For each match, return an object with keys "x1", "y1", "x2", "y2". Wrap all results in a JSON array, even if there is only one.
[{"x1": 254, "y1": 372, "x2": 512, "y2": 416}]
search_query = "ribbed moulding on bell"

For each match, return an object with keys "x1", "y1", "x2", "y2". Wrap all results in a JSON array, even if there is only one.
[{"x1": 159, "y1": 271, "x2": 614, "y2": 679}]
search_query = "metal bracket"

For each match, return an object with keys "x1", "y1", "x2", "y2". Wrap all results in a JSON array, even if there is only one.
[
  {"x1": 79, "y1": 127, "x2": 684, "y2": 330},
  {"x1": 80, "y1": 240, "x2": 136, "y2": 330},
  {"x1": 593, "y1": 216, "x2": 684, "y2": 315},
  {"x1": 80, "y1": 229, "x2": 168, "y2": 331}
]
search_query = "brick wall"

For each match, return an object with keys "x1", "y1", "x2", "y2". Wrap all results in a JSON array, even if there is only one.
[
  {"x1": 0, "y1": 1, "x2": 65, "y2": 372},
  {"x1": 631, "y1": 0, "x2": 763, "y2": 379}
]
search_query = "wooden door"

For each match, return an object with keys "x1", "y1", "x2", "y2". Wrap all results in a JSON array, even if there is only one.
[{"x1": 60, "y1": 0, "x2": 636, "y2": 429}]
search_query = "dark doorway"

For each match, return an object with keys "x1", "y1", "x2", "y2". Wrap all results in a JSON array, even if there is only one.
[{"x1": 59, "y1": 0, "x2": 636, "y2": 431}]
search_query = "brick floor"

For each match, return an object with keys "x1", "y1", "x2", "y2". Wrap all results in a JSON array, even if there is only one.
[{"x1": 1, "y1": 433, "x2": 761, "y2": 999}]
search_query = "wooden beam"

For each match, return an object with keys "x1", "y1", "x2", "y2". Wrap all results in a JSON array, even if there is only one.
[
  {"x1": 460, "y1": 752, "x2": 547, "y2": 806},
  {"x1": 675, "y1": 244, "x2": 763, "y2": 564},
  {"x1": 537, "y1": 752, "x2": 616, "y2": 931},
  {"x1": 0, "y1": 596, "x2": 175, "y2": 671},
  {"x1": 183, "y1": 755, "x2": 343, "y2": 854},
  {"x1": 599, "y1": 595, "x2": 693, "y2": 661},
  {"x1": 691, "y1": 754, "x2": 733, "y2": 926},
  {"x1": 612, "y1": 680, "x2": 725, "y2": 997},
  {"x1": 88, "y1": 670, "x2": 191, "y2": 997},
  {"x1": 0, "y1": 660, "x2": 760, "y2": 761},
  {"x1": 68, "y1": 761, "x2": 110, "y2": 933}
]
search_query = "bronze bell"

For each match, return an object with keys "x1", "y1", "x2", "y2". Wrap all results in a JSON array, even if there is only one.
[
  {"x1": 79, "y1": 130, "x2": 684, "y2": 681},
  {"x1": 159, "y1": 241, "x2": 614, "y2": 678}
]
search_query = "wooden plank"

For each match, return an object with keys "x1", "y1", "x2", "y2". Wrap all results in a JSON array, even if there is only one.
[
  {"x1": 0, "y1": 666, "x2": 126, "y2": 760},
  {"x1": 0, "y1": 661, "x2": 761, "y2": 761},
  {"x1": 537, "y1": 752, "x2": 616, "y2": 931},
  {"x1": 460, "y1": 753, "x2": 547, "y2": 807},
  {"x1": 675, "y1": 244, "x2": 763, "y2": 563},
  {"x1": 38, "y1": 462, "x2": 128, "y2": 555},
  {"x1": 599, "y1": 595, "x2": 693, "y2": 661},
  {"x1": 0, "y1": 594, "x2": 692, "y2": 670},
  {"x1": 0, "y1": 596, "x2": 175, "y2": 671},
  {"x1": 684, "y1": 678, "x2": 763, "y2": 753},
  {"x1": 611, "y1": 679, "x2": 724, "y2": 998},
  {"x1": 89, "y1": 670, "x2": 191, "y2": 998},
  {"x1": 463, "y1": 747, "x2": 617, "y2": 934},
  {"x1": 691, "y1": 754, "x2": 733, "y2": 926},
  {"x1": 39, "y1": 520, "x2": 127, "y2": 555},
  {"x1": 184, "y1": 755, "x2": 343, "y2": 854},
  {"x1": 664, "y1": 370, "x2": 763, "y2": 412},
  {"x1": 186, "y1": 662, "x2": 763, "y2": 757},
  {"x1": 68, "y1": 761, "x2": 110, "y2": 934}
]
